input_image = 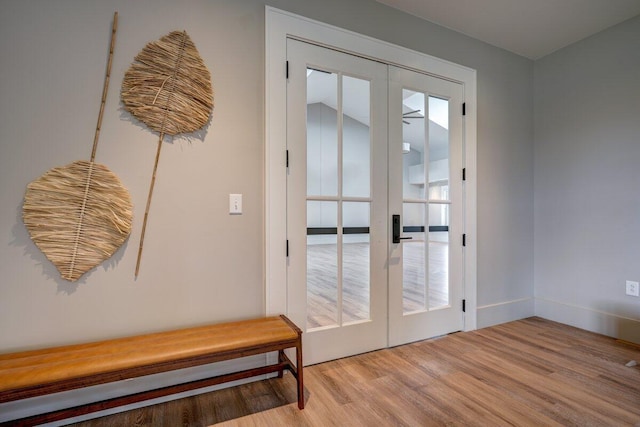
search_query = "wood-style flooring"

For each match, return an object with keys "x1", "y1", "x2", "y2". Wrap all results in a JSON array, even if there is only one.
[{"x1": 71, "y1": 317, "x2": 640, "y2": 426}]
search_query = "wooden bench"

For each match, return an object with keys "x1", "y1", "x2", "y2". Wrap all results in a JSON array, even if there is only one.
[{"x1": 0, "y1": 315, "x2": 303, "y2": 426}]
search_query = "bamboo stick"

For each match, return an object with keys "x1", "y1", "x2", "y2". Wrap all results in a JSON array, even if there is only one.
[
  {"x1": 91, "y1": 11, "x2": 118, "y2": 162},
  {"x1": 135, "y1": 135, "x2": 163, "y2": 277},
  {"x1": 134, "y1": 32, "x2": 188, "y2": 278}
]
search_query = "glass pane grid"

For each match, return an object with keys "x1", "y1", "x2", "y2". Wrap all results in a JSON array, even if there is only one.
[
  {"x1": 306, "y1": 70, "x2": 373, "y2": 330},
  {"x1": 401, "y1": 91, "x2": 451, "y2": 316},
  {"x1": 307, "y1": 69, "x2": 338, "y2": 197},
  {"x1": 307, "y1": 201, "x2": 338, "y2": 329}
]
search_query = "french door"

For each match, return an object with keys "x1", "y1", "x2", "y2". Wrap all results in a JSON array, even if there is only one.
[
  {"x1": 287, "y1": 38, "x2": 464, "y2": 365},
  {"x1": 388, "y1": 67, "x2": 464, "y2": 346},
  {"x1": 286, "y1": 40, "x2": 388, "y2": 364}
]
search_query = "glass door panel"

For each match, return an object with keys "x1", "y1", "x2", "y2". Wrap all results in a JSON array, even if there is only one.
[
  {"x1": 402, "y1": 89, "x2": 426, "y2": 200},
  {"x1": 306, "y1": 200, "x2": 338, "y2": 329},
  {"x1": 428, "y1": 96, "x2": 450, "y2": 187},
  {"x1": 402, "y1": 202, "x2": 426, "y2": 313},
  {"x1": 342, "y1": 201, "x2": 370, "y2": 324},
  {"x1": 343, "y1": 76, "x2": 371, "y2": 198},
  {"x1": 428, "y1": 204, "x2": 449, "y2": 310},
  {"x1": 306, "y1": 69, "x2": 338, "y2": 197}
]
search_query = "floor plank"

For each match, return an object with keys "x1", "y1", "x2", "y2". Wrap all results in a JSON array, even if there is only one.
[{"x1": 70, "y1": 317, "x2": 640, "y2": 426}]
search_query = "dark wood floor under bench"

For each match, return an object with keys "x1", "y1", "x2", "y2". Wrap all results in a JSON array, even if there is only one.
[{"x1": 70, "y1": 317, "x2": 640, "y2": 426}]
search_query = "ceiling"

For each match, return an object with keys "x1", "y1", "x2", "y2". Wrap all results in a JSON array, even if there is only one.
[{"x1": 375, "y1": 0, "x2": 640, "y2": 59}]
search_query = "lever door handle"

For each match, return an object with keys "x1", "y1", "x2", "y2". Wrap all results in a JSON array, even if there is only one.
[{"x1": 392, "y1": 214, "x2": 413, "y2": 244}]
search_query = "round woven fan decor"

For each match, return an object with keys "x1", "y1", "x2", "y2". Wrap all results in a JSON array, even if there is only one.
[
  {"x1": 23, "y1": 160, "x2": 133, "y2": 281},
  {"x1": 121, "y1": 30, "x2": 214, "y2": 136}
]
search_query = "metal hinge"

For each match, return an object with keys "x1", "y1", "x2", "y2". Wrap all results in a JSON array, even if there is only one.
[
  {"x1": 462, "y1": 234, "x2": 466, "y2": 247},
  {"x1": 286, "y1": 150, "x2": 289, "y2": 168},
  {"x1": 462, "y1": 102, "x2": 466, "y2": 116},
  {"x1": 286, "y1": 240, "x2": 289, "y2": 257},
  {"x1": 462, "y1": 299, "x2": 466, "y2": 312},
  {"x1": 462, "y1": 168, "x2": 466, "y2": 181},
  {"x1": 286, "y1": 61, "x2": 289, "y2": 79}
]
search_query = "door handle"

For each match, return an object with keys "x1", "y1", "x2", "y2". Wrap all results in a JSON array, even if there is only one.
[{"x1": 392, "y1": 214, "x2": 413, "y2": 244}]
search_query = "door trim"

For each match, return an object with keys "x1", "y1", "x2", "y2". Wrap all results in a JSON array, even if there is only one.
[{"x1": 265, "y1": 6, "x2": 477, "y2": 332}]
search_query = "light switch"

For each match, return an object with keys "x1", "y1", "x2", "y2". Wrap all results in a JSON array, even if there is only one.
[{"x1": 229, "y1": 194, "x2": 242, "y2": 214}]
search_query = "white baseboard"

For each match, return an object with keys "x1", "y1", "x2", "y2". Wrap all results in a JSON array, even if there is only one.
[
  {"x1": 477, "y1": 297, "x2": 534, "y2": 329},
  {"x1": 535, "y1": 298, "x2": 640, "y2": 344}
]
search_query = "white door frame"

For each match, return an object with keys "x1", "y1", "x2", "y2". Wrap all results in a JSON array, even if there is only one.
[{"x1": 265, "y1": 6, "x2": 477, "y2": 332}]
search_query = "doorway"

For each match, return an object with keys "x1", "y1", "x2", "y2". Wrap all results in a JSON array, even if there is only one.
[{"x1": 265, "y1": 6, "x2": 477, "y2": 367}]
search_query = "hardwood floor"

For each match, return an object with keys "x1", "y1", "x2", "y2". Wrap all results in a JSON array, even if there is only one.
[{"x1": 71, "y1": 317, "x2": 640, "y2": 426}]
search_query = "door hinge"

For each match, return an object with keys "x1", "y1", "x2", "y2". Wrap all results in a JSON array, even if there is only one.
[
  {"x1": 462, "y1": 234, "x2": 466, "y2": 247},
  {"x1": 286, "y1": 150, "x2": 289, "y2": 168},
  {"x1": 286, "y1": 240, "x2": 289, "y2": 257},
  {"x1": 462, "y1": 299, "x2": 466, "y2": 312},
  {"x1": 462, "y1": 167, "x2": 466, "y2": 181},
  {"x1": 286, "y1": 61, "x2": 289, "y2": 79},
  {"x1": 462, "y1": 102, "x2": 466, "y2": 116}
]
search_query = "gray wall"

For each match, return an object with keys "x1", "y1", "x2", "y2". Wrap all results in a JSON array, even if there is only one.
[
  {"x1": 534, "y1": 15, "x2": 640, "y2": 342},
  {"x1": 0, "y1": 0, "x2": 534, "y2": 420},
  {"x1": 0, "y1": 0, "x2": 534, "y2": 353}
]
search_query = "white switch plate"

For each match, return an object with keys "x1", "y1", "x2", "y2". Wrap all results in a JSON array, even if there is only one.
[
  {"x1": 626, "y1": 280, "x2": 639, "y2": 297},
  {"x1": 229, "y1": 194, "x2": 242, "y2": 214}
]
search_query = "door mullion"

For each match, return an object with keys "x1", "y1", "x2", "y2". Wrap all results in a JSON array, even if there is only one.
[
  {"x1": 423, "y1": 94, "x2": 430, "y2": 312},
  {"x1": 337, "y1": 72, "x2": 344, "y2": 327}
]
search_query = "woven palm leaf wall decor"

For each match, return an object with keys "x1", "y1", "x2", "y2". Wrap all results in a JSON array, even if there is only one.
[
  {"x1": 121, "y1": 30, "x2": 214, "y2": 277},
  {"x1": 23, "y1": 12, "x2": 133, "y2": 282}
]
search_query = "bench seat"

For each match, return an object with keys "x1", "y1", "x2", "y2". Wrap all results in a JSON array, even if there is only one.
[{"x1": 0, "y1": 315, "x2": 303, "y2": 426}]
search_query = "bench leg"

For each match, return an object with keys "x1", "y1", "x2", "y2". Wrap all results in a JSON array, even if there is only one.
[
  {"x1": 277, "y1": 350, "x2": 285, "y2": 378},
  {"x1": 296, "y1": 340, "x2": 304, "y2": 409}
]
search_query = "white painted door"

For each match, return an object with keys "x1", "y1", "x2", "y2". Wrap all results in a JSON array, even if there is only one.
[
  {"x1": 286, "y1": 39, "x2": 388, "y2": 365},
  {"x1": 286, "y1": 39, "x2": 465, "y2": 364},
  {"x1": 388, "y1": 66, "x2": 465, "y2": 346}
]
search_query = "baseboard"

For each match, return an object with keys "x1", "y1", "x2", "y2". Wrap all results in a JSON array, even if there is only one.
[
  {"x1": 535, "y1": 298, "x2": 640, "y2": 344},
  {"x1": 477, "y1": 297, "x2": 534, "y2": 329}
]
